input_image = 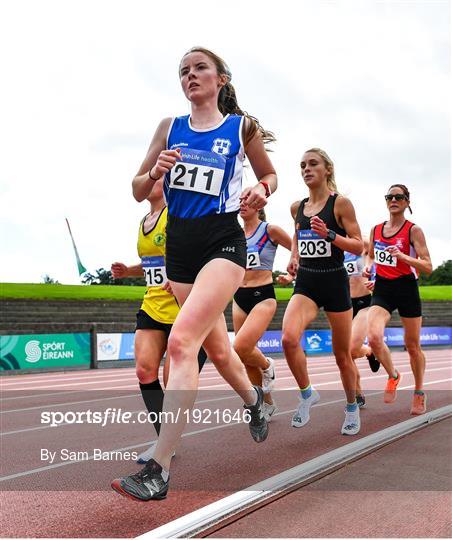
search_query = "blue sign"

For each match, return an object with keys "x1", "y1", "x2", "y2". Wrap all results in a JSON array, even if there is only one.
[
  {"x1": 302, "y1": 330, "x2": 333, "y2": 354},
  {"x1": 118, "y1": 333, "x2": 135, "y2": 360},
  {"x1": 257, "y1": 331, "x2": 283, "y2": 353},
  {"x1": 99, "y1": 326, "x2": 452, "y2": 361}
]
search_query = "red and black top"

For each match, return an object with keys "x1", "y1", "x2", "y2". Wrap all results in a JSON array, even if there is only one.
[{"x1": 373, "y1": 220, "x2": 418, "y2": 279}]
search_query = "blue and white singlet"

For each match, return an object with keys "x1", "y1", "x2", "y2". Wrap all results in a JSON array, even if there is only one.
[
  {"x1": 246, "y1": 222, "x2": 277, "y2": 271},
  {"x1": 164, "y1": 114, "x2": 245, "y2": 218}
]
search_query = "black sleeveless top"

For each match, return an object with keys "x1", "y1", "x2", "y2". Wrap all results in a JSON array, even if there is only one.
[{"x1": 295, "y1": 193, "x2": 346, "y2": 269}]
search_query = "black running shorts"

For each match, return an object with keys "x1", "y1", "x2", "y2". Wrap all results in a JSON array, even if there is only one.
[
  {"x1": 371, "y1": 274, "x2": 422, "y2": 318},
  {"x1": 352, "y1": 294, "x2": 372, "y2": 319},
  {"x1": 166, "y1": 211, "x2": 247, "y2": 283},
  {"x1": 293, "y1": 266, "x2": 352, "y2": 312},
  {"x1": 233, "y1": 283, "x2": 276, "y2": 315},
  {"x1": 136, "y1": 309, "x2": 172, "y2": 336}
]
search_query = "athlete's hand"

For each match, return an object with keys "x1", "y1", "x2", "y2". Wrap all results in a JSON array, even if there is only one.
[
  {"x1": 111, "y1": 262, "x2": 128, "y2": 279},
  {"x1": 150, "y1": 148, "x2": 181, "y2": 178},
  {"x1": 240, "y1": 183, "x2": 267, "y2": 210},
  {"x1": 287, "y1": 256, "x2": 299, "y2": 276},
  {"x1": 162, "y1": 281, "x2": 174, "y2": 295},
  {"x1": 362, "y1": 266, "x2": 372, "y2": 278},
  {"x1": 277, "y1": 273, "x2": 295, "y2": 285},
  {"x1": 310, "y1": 216, "x2": 328, "y2": 238},
  {"x1": 386, "y1": 245, "x2": 406, "y2": 261},
  {"x1": 364, "y1": 280, "x2": 375, "y2": 291}
]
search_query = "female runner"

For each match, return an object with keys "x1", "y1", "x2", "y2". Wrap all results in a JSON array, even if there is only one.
[
  {"x1": 282, "y1": 148, "x2": 363, "y2": 436},
  {"x1": 233, "y1": 204, "x2": 292, "y2": 419},
  {"x1": 365, "y1": 184, "x2": 432, "y2": 414},
  {"x1": 112, "y1": 47, "x2": 277, "y2": 501},
  {"x1": 111, "y1": 178, "x2": 207, "y2": 463},
  {"x1": 344, "y1": 238, "x2": 379, "y2": 409}
]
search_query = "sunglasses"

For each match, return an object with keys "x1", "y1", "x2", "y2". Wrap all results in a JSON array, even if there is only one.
[{"x1": 385, "y1": 194, "x2": 407, "y2": 202}]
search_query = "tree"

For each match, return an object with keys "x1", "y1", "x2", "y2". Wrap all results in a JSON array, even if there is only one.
[
  {"x1": 82, "y1": 268, "x2": 113, "y2": 285},
  {"x1": 419, "y1": 260, "x2": 452, "y2": 285},
  {"x1": 42, "y1": 274, "x2": 59, "y2": 284},
  {"x1": 82, "y1": 268, "x2": 146, "y2": 286}
]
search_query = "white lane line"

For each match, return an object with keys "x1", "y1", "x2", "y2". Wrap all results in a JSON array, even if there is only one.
[
  {"x1": 1, "y1": 353, "x2": 449, "y2": 389},
  {"x1": 202, "y1": 365, "x2": 452, "y2": 390},
  {"x1": 74, "y1": 361, "x2": 452, "y2": 392},
  {"x1": 1, "y1": 393, "x2": 139, "y2": 414},
  {"x1": 0, "y1": 371, "x2": 138, "y2": 386},
  {"x1": 2, "y1": 360, "x2": 450, "y2": 409},
  {"x1": 1, "y1": 377, "x2": 450, "y2": 480},
  {"x1": 0, "y1": 390, "x2": 88, "y2": 402}
]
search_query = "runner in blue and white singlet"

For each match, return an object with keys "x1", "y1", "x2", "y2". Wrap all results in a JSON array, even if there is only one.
[{"x1": 112, "y1": 47, "x2": 278, "y2": 502}]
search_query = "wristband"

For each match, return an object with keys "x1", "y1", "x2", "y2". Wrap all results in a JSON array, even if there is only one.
[
  {"x1": 148, "y1": 169, "x2": 160, "y2": 181},
  {"x1": 325, "y1": 229, "x2": 337, "y2": 242},
  {"x1": 259, "y1": 181, "x2": 271, "y2": 198}
]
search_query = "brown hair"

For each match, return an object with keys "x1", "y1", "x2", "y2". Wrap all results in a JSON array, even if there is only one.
[
  {"x1": 181, "y1": 47, "x2": 275, "y2": 147},
  {"x1": 388, "y1": 184, "x2": 412, "y2": 214},
  {"x1": 258, "y1": 208, "x2": 267, "y2": 222},
  {"x1": 304, "y1": 148, "x2": 338, "y2": 193}
]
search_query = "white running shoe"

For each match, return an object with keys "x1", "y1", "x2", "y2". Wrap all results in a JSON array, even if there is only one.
[
  {"x1": 262, "y1": 401, "x2": 278, "y2": 421},
  {"x1": 136, "y1": 443, "x2": 175, "y2": 464},
  {"x1": 291, "y1": 389, "x2": 320, "y2": 428},
  {"x1": 341, "y1": 408, "x2": 361, "y2": 436},
  {"x1": 262, "y1": 357, "x2": 276, "y2": 394}
]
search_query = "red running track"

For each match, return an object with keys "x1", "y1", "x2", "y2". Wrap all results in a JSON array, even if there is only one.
[{"x1": 1, "y1": 348, "x2": 451, "y2": 538}]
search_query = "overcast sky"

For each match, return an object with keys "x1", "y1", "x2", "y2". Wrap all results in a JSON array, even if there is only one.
[{"x1": 0, "y1": 0, "x2": 450, "y2": 284}]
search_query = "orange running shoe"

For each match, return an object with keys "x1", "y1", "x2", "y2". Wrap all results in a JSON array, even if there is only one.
[
  {"x1": 410, "y1": 392, "x2": 427, "y2": 415},
  {"x1": 384, "y1": 371, "x2": 402, "y2": 403}
]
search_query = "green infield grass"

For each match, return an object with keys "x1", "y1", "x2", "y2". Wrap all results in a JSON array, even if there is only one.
[{"x1": 1, "y1": 282, "x2": 451, "y2": 302}]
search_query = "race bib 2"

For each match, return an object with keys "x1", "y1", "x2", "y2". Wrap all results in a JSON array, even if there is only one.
[{"x1": 246, "y1": 246, "x2": 261, "y2": 269}]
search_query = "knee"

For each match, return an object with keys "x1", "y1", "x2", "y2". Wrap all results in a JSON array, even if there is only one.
[
  {"x1": 135, "y1": 360, "x2": 159, "y2": 384},
  {"x1": 167, "y1": 331, "x2": 193, "y2": 365},
  {"x1": 405, "y1": 339, "x2": 421, "y2": 356},
  {"x1": 368, "y1": 332, "x2": 384, "y2": 351},
  {"x1": 282, "y1": 331, "x2": 300, "y2": 352},
  {"x1": 334, "y1": 351, "x2": 352, "y2": 370},
  {"x1": 210, "y1": 343, "x2": 230, "y2": 370}
]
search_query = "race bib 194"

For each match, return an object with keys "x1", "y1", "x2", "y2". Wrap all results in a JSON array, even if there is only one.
[
  {"x1": 374, "y1": 241, "x2": 397, "y2": 267},
  {"x1": 141, "y1": 256, "x2": 167, "y2": 287},
  {"x1": 169, "y1": 148, "x2": 226, "y2": 196},
  {"x1": 246, "y1": 246, "x2": 261, "y2": 269},
  {"x1": 298, "y1": 230, "x2": 331, "y2": 258}
]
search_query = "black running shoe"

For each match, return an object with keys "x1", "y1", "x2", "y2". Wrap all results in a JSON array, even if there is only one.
[
  {"x1": 111, "y1": 458, "x2": 169, "y2": 501},
  {"x1": 244, "y1": 385, "x2": 269, "y2": 443},
  {"x1": 366, "y1": 352, "x2": 380, "y2": 373},
  {"x1": 356, "y1": 394, "x2": 366, "y2": 408}
]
